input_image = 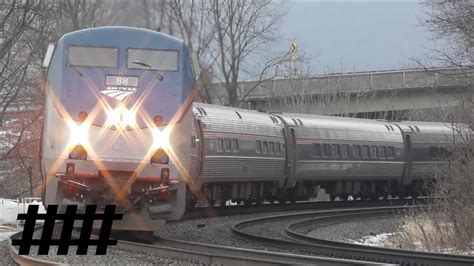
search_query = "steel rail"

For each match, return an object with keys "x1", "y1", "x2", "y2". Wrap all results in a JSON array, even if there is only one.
[
  {"x1": 8, "y1": 228, "x2": 63, "y2": 266},
  {"x1": 119, "y1": 237, "x2": 386, "y2": 265},
  {"x1": 232, "y1": 206, "x2": 474, "y2": 266}
]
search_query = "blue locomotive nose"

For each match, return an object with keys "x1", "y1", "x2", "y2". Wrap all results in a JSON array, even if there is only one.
[{"x1": 42, "y1": 26, "x2": 194, "y2": 229}]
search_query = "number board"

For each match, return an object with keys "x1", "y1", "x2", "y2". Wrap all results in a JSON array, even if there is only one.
[{"x1": 106, "y1": 75, "x2": 139, "y2": 87}]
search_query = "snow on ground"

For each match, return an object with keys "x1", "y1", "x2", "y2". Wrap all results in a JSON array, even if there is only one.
[
  {"x1": 0, "y1": 229, "x2": 20, "y2": 241},
  {"x1": 348, "y1": 232, "x2": 474, "y2": 256},
  {"x1": 347, "y1": 232, "x2": 396, "y2": 248}
]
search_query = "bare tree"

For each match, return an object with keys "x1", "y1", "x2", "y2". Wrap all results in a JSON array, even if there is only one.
[
  {"x1": 210, "y1": 0, "x2": 286, "y2": 106},
  {"x1": 391, "y1": 1, "x2": 474, "y2": 253},
  {"x1": 168, "y1": 0, "x2": 216, "y2": 102},
  {"x1": 0, "y1": 1, "x2": 53, "y2": 197},
  {"x1": 421, "y1": 1, "x2": 473, "y2": 70}
]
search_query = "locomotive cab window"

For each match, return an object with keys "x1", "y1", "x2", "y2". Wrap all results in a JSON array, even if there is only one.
[
  {"x1": 67, "y1": 46, "x2": 118, "y2": 68},
  {"x1": 127, "y1": 49, "x2": 179, "y2": 71}
]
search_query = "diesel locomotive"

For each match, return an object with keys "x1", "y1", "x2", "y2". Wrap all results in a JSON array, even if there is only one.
[{"x1": 41, "y1": 26, "x2": 195, "y2": 230}]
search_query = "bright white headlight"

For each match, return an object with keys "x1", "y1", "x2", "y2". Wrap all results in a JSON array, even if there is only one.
[
  {"x1": 152, "y1": 128, "x2": 170, "y2": 149},
  {"x1": 105, "y1": 104, "x2": 136, "y2": 129},
  {"x1": 67, "y1": 120, "x2": 89, "y2": 145}
]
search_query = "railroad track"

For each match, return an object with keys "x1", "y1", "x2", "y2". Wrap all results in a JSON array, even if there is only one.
[
  {"x1": 118, "y1": 237, "x2": 385, "y2": 265},
  {"x1": 8, "y1": 224, "x2": 384, "y2": 265},
  {"x1": 231, "y1": 206, "x2": 474, "y2": 266},
  {"x1": 7, "y1": 199, "x2": 404, "y2": 265},
  {"x1": 8, "y1": 227, "x2": 61, "y2": 266},
  {"x1": 10, "y1": 198, "x2": 468, "y2": 265}
]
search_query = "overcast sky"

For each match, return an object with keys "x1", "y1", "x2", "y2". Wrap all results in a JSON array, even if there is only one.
[{"x1": 277, "y1": 0, "x2": 433, "y2": 74}]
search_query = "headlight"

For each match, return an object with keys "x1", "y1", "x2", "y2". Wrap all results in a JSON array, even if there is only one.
[
  {"x1": 122, "y1": 108, "x2": 136, "y2": 127},
  {"x1": 105, "y1": 104, "x2": 136, "y2": 129},
  {"x1": 152, "y1": 127, "x2": 170, "y2": 149},
  {"x1": 67, "y1": 120, "x2": 89, "y2": 145}
]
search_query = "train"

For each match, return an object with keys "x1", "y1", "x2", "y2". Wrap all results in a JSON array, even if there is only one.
[{"x1": 41, "y1": 26, "x2": 469, "y2": 231}]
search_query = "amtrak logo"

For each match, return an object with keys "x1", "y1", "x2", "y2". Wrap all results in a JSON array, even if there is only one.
[{"x1": 100, "y1": 86, "x2": 137, "y2": 101}]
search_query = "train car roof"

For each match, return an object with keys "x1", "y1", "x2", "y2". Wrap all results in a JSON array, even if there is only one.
[
  {"x1": 57, "y1": 26, "x2": 184, "y2": 49},
  {"x1": 395, "y1": 121, "x2": 471, "y2": 144},
  {"x1": 193, "y1": 103, "x2": 284, "y2": 137},
  {"x1": 395, "y1": 121, "x2": 464, "y2": 133},
  {"x1": 194, "y1": 102, "x2": 283, "y2": 125},
  {"x1": 278, "y1": 112, "x2": 397, "y2": 133}
]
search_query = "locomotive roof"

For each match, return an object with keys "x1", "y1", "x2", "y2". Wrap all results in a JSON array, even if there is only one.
[{"x1": 57, "y1": 26, "x2": 184, "y2": 49}]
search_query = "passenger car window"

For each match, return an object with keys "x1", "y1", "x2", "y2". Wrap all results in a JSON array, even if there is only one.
[
  {"x1": 387, "y1": 146, "x2": 395, "y2": 158},
  {"x1": 341, "y1": 144, "x2": 349, "y2": 158},
  {"x1": 370, "y1": 145, "x2": 378, "y2": 159},
  {"x1": 323, "y1": 144, "x2": 331, "y2": 157},
  {"x1": 312, "y1": 144, "x2": 321, "y2": 158},
  {"x1": 217, "y1": 138, "x2": 224, "y2": 152},
  {"x1": 331, "y1": 144, "x2": 340, "y2": 158},
  {"x1": 275, "y1": 142, "x2": 281, "y2": 153},
  {"x1": 224, "y1": 139, "x2": 231, "y2": 151},
  {"x1": 361, "y1": 145, "x2": 369, "y2": 158},
  {"x1": 232, "y1": 139, "x2": 239, "y2": 152},
  {"x1": 263, "y1": 141, "x2": 268, "y2": 153},
  {"x1": 256, "y1": 140, "x2": 261, "y2": 153},
  {"x1": 379, "y1": 146, "x2": 386, "y2": 158},
  {"x1": 352, "y1": 145, "x2": 361, "y2": 158},
  {"x1": 269, "y1": 142, "x2": 274, "y2": 154}
]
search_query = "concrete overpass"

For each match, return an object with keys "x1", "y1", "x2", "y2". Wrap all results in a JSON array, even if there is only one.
[{"x1": 207, "y1": 67, "x2": 474, "y2": 119}]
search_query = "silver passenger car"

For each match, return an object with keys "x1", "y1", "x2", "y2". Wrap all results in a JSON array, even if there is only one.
[
  {"x1": 278, "y1": 113, "x2": 405, "y2": 200},
  {"x1": 394, "y1": 122, "x2": 466, "y2": 184},
  {"x1": 190, "y1": 103, "x2": 286, "y2": 204},
  {"x1": 187, "y1": 103, "x2": 467, "y2": 206}
]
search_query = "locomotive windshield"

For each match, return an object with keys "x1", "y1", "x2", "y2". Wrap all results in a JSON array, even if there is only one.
[
  {"x1": 127, "y1": 48, "x2": 179, "y2": 71},
  {"x1": 67, "y1": 46, "x2": 118, "y2": 68}
]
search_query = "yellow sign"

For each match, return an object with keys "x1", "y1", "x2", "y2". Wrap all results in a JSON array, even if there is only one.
[{"x1": 290, "y1": 40, "x2": 297, "y2": 55}]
